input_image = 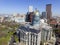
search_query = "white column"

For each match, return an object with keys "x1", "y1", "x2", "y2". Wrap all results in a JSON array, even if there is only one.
[
  {"x1": 34, "y1": 35, "x2": 36, "y2": 45},
  {"x1": 37, "y1": 32, "x2": 41, "y2": 45},
  {"x1": 32, "y1": 34, "x2": 33, "y2": 45},
  {"x1": 29, "y1": 33, "x2": 31, "y2": 45},
  {"x1": 26, "y1": 41, "x2": 28, "y2": 45}
]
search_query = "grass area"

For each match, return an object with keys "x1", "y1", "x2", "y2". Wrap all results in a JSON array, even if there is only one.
[
  {"x1": 0, "y1": 31, "x2": 13, "y2": 45},
  {"x1": 0, "y1": 22, "x2": 19, "y2": 45}
]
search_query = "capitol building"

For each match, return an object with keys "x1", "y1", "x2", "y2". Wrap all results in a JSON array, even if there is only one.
[{"x1": 16, "y1": 9, "x2": 56, "y2": 45}]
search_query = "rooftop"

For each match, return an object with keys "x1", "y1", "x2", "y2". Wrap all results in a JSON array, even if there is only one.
[{"x1": 18, "y1": 24, "x2": 40, "y2": 34}]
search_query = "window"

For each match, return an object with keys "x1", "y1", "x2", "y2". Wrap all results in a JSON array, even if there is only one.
[{"x1": 36, "y1": 35, "x2": 38, "y2": 45}]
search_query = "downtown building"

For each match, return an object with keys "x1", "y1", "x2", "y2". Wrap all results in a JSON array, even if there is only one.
[
  {"x1": 11, "y1": 13, "x2": 26, "y2": 23},
  {"x1": 0, "y1": 16, "x2": 5, "y2": 22},
  {"x1": 41, "y1": 12, "x2": 47, "y2": 19},
  {"x1": 46, "y1": 4, "x2": 52, "y2": 23},
  {"x1": 26, "y1": 6, "x2": 34, "y2": 22}
]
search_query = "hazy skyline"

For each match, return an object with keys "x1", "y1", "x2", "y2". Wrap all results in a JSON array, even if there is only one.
[{"x1": 0, "y1": 0, "x2": 60, "y2": 16}]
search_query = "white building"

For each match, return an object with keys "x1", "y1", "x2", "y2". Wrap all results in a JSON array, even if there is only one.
[
  {"x1": 0, "y1": 16, "x2": 4, "y2": 22},
  {"x1": 11, "y1": 13, "x2": 26, "y2": 23},
  {"x1": 16, "y1": 19, "x2": 56, "y2": 45},
  {"x1": 29, "y1": 6, "x2": 33, "y2": 12},
  {"x1": 40, "y1": 19, "x2": 56, "y2": 45},
  {"x1": 17, "y1": 24, "x2": 41, "y2": 45}
]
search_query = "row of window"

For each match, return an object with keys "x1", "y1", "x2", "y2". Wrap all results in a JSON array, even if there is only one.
[{"x1": 19, "y1": 31, "x2": 38, "y2": 45}]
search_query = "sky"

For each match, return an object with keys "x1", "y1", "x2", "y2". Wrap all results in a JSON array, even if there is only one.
[{"x1": 0, "y1": 0, "x2": 60, "y2": 16}]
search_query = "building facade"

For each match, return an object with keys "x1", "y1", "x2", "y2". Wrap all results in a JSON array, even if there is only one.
[
  {"x1": 26, "y1": 12, "x2": 34, "y2": 22},
  {"x1": 12, "y1": 13, "x2": 26, "y2": 23},
  {"x1": 42, "y1": 12, "x2": 47, "y2": 19},
  {"x1": 16, "y1": 19, "x2": 56, "y2": 45},
  {"x1": 0, "y1": 16, "x2": 4, "y2": 22},
  {"x1": 41, "y1": 21, "x2": 56, "y2": 45},
  {"x1": 17, "y1": 25, "x2": 41, "y2": 45},
  {"x1": 46, "y1": 4, "x2": 52, "y2": 20},
  {"x1": 29, "y1": 6, "x2": 33, "y2": 12}
]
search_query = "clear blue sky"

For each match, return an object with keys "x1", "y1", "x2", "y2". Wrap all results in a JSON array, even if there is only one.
[{"x1": 0, "y1": 0, "x2": 60, "y2": 16}]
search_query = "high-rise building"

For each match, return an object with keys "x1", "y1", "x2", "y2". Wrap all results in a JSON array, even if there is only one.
[
  {"x1": 46, "y1": 4, "x2": 52, "y2": 20},
  {"x1": 42, "y1": 12, "x2": 47, "y2": 19},
  {"x1": 25, "y1": 12, "x2": 34, "y2": 22},
  {"x1": 29, "y1": 6, "x2": 33, "y2": 12},
  {"x1": 25, "y1": 6, "x2": 34, "y2": 22}
]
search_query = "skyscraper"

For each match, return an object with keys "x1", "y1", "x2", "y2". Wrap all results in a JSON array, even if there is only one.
[
  {"x1": 46, "y1": 4, "x2": 52, "y2": 20},
  {"x1": 42, "y1": 12, "x2": 47, "y2": 19},
  {"x1": 29, "y1": 6, "x2": 33, "y2": 12},
  {"x1": 25, "y1": 6, "x2": 34, "y2": 22},
  {"x1": 25, "y1": 12, "x2": 34, "y2": 22}
]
